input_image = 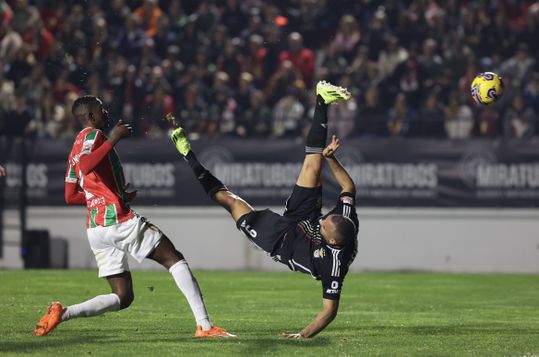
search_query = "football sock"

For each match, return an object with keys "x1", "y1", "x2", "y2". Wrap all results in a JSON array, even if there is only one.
[
  {"x1": 169, "y1": 260, "x2": 212, "y2": 331},
  {"x1": 305, "y1": 95, "x2": 328, "y2": 154},
  {"x1": 61, "y1": 293, "x2": 120, "y2": 321},
  {"x1": 185, "y1": 151, "x2": 226, "y2": 198}
]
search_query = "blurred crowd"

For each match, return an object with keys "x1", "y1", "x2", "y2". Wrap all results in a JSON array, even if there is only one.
[{"x1": 1, "y1": 0, "x2": 538, "y2": 140}]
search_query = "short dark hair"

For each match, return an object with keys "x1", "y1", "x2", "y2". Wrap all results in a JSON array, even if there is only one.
[
  {"x1": 72, "y1": 95, "x2": 101, "y2": 120},
  {"x1": 330, "y1": 214, "x2": 356, "y2": 246}
]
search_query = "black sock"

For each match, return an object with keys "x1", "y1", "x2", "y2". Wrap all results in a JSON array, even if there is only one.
[
  {"x1": 305, "y1": 95, "x2": 328, "y2": 154},
  {"x1": 185, "y1": 151, "x2": 227, "y2": 197}
]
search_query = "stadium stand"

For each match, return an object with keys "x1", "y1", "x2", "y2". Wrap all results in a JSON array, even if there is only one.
[{"x1": 0, "y1": 0, "x2": 538, "y2": 139}]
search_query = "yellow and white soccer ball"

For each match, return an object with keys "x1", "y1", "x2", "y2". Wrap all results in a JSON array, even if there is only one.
[{"x1": 470, "y1": 72, "x2": 504, "y2": 105}]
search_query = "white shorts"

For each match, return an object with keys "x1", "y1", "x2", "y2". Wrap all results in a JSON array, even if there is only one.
[{"x1": 87, "y1": 215, "x2": 163, "y2": 278}]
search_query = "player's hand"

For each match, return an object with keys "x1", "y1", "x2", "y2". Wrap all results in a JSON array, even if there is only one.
[
  {"x1": 109, "y1": 120, "x2": 133, "y2": 145},
  {"x1": 282, "y1": 332, "x2": 305, "y2": 339},
  {"x1": 0, "y1": 165, "x2": 5, "y2": 177},
  {"x1": 123, "y1": 182, "x2": 137, "y2": 203},
  {"x1": 323, "y1": 135, "x2": 340, "y2": 158}
]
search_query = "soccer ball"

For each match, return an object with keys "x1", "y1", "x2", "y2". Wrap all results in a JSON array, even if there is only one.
[{"x1": 470, "y1": 72, "x2": 504, "y2": 105}]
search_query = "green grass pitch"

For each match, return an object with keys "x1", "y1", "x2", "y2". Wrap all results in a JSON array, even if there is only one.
[{"x1": 1, "y1": 270, "x2": 538, "y2": 356}]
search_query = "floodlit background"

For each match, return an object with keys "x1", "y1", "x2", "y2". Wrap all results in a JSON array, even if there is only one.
[{"x1": 1, "y1": 0, "x2": 539, "y2": 272}]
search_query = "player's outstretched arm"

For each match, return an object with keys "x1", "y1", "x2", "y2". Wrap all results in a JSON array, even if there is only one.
[
  {"x1": 0, "y1": 165, "x2": 6, "y2": 177},
  {"x1": 323, "y1": 135, "x2": 356, "y2": 194},
  {"x1": 283, "y1": 298, "x2": 339, "y2": 338}
]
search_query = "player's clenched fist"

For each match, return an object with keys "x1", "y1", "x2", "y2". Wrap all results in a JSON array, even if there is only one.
[{"x1": 108, "y1": 120, "x2": 133, "y2": 145}]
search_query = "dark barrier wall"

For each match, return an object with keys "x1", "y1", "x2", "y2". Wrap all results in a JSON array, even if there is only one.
[{"x1": 3, "y1": 138, "x2": 539, "y2": 207}]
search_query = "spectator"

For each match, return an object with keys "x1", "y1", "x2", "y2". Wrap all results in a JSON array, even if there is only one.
[
  {"x1": 478, "y1": 107, "x2": 502, "y2": 139},
  {"x1": 220, "y1": 0, "x2": 247, "y2": 38},
  {"x1": 116, "y1": 14, "x2": 146, "y2": 59},
  {"x1": 357, "y1": 86, "x2": 387, "y2": 136},
  {"x1": 137, "y1": 37, "x2": 161, "y2": 69},
  {"x1": 0, "y1": 66, "x2": 16, "y2": 114},
  {"x1": 2, "y1": 94, "x2": 31, "y2": 137},
  {"x1": 177, "y1": 83, "x2": 209, "y2": 136},
  {"x1": 378, "y1": 36, "x2": 408, "y2": 78},
  {"x1": 0, "y1": 0, "x2": 13, "y2": 24},
  {"x1": 154, "y1": 15, "x2": 177, "y2": 59},
  {"x1": 418, "y1": 93, "x2": 445, "y2": 137},
  {"x1": 217, "y1": 38, "x2": 242, "y2": 88},
  {"x1": 10, "y1": 0, "x2": 39, "y2": 35},
  {"x1": 134, "y1": 0, "x2": 162, "y2": 37},
  {"x1": 503, "y1": 93, "x2": 536, "y2": 139},
  {"x1": 23, "y1": 17, "x2": 55, "y2": 60},
  {"x1": 272, "y1": 88, "x2": 304, "y2": 138},
  {"x1": 444, "y1": 92, "x2": 473, "y2": 139},
  {"x1": 244, "y1": 34, "x2": 266, "y2": 84},
  {"x1": 0, "y1": 22, "x2": 23, "y2": 63},
  {"x1": 387, "y1": 93, "x2": 415, "y2": 137},
  {"x1": 106, "y1": 0, "x2": 130, "y2": 32},
  {"x1": 523, "y1": 72, "x2": 539, "y2": 112},
  {"x1": 499, "y1": 43, "x2": 536, "y2": 89},
  {"x1": 141, "y1": 82, "x2": 174, "y2": 136},
  {"x1": 208, "y1": 24, "x2": 227, "y2": 64},
  {"x1": 19, "y1": 63, "x2": 50, "y2": 116},
  {"x1": 265, "y1": 59, "x2": 300, "y2": 106},
  {"x1": 235, "y1": 90, "x2": 272, "y2": 137},
  {"x1": 330, "y1": 15, "x2": 361, "y2": 62},
  {"x1": 279, "y1": 32, "x2": 315, "y2": 87},
  {"x1": 236, "y1": 72, "x2": 255, "y2": 111},
  {"x1": 296, "y1": 0, "x2": 325, "y2": 48},
  {"x1": 207, "y1": 72, "x2": 237, "y2": 136},
  {"x1": 196, "y1": 1, "x2": 219, "y2": 37},
  {"x1": 348, "y1": 46, "x2": 375, "y2": 92},
  {"x1": 328, "y1": 94, "x2": 358, "y2": 139}
]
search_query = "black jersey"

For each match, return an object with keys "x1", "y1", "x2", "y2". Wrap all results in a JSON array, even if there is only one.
[
  {"x1": 236, "y1": 186, "x2": 359, "y2": 300},
  {"x1": 274, "y1": 191, "x2": 359, "y2": 300}
]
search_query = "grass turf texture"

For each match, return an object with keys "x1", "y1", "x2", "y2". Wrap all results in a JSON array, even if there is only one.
[{"x1": 1, "y1": 271, "x2": 538, "y2": 356}]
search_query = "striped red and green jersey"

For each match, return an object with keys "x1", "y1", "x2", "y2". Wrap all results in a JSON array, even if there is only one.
[{"x1": 65, "y1": 127, "x2": 135, "y2": 228}]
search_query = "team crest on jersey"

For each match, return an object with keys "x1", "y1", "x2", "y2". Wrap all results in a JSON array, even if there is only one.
[{"x1": 313, "y1": 248, "x2": 325, "y2": 258}]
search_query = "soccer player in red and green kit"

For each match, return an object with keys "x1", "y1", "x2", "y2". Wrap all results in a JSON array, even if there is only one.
[{"x1": 34, "y1": 96, "x2": 234, "y2": 338}]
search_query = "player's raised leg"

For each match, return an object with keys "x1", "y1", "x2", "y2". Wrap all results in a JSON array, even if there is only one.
[
  {"x1": 171, "y1": 127, "x2": 254, "y2": 222},
  {"x1": 296, "y1": 81, "x2": 351, "y2": 188}
]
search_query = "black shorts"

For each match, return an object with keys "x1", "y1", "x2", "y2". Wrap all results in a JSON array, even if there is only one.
[{"x1": 236, "y1": 185, "x2": 322, "y2": 254}]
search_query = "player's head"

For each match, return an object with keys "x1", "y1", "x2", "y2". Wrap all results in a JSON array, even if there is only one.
[
  {"x1": 319, "y1": 214, "x2": 356, "y2": 247},
  {"x1": 72, "y1": 95, "x2": 110, "y2": 130}
]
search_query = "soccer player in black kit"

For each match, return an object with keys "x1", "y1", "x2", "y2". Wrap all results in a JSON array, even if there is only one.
[{"x1": 171, "y1": 81, "x2": 358, "y2": 338}]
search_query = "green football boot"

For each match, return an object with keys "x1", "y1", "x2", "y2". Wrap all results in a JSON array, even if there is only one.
[
  {"x1": 316, "y1": 80, "x2": 351, "y2": 104},
  {"x1": 170, "y1": 127, "x2": 191, "y2": 157}
]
